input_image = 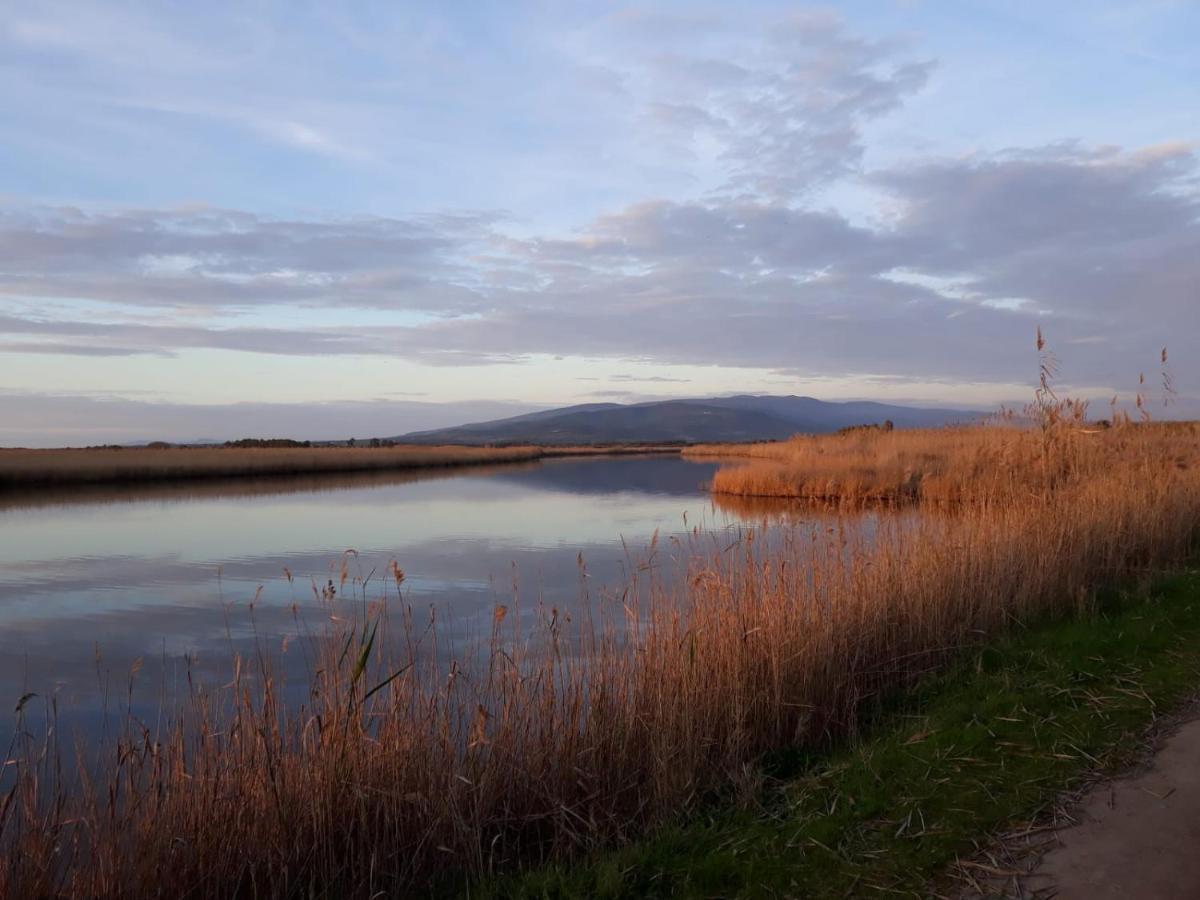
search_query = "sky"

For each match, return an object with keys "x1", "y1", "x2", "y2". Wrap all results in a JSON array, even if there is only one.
[{"x1": 1, "y1": 1, "x2": 1198, "y2": 446}]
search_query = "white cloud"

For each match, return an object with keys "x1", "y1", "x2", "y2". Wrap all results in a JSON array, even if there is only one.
[{"x1": 2, "y1": 139, "x2": 1197, "y2": 393}]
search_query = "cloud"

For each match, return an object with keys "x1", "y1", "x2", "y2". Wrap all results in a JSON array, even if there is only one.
[
  {"x1": 0, "y1": 313, "x2": 382, "y2": 356},
  {"x1": 0, "y1": 341, "x2": 165, "y2": 357},
  {"x1": 473, "y1": 144, "x2": 1199, "y2": 387},
  {"x1": 610, "y1": 374, "x2": 692, "y2": 383},
  {"x1": 2, "y1": 8, "x2": 1197, "y2": 427},
  {"x1": 3, "y1": 141, "x2": 1197, "y2": 394},
  {"x1": 586, "y1": 10, "x2": 934, "y2": 200},
  {"x1": 717, "y1": 13, "x2": 934, "y2": 198},
  {"x1": 875, "y1": 143, "x2": 1200, "y2": 364},
  {"x1": 0, "y1": 206, "x2": 503, "y2": 313}
]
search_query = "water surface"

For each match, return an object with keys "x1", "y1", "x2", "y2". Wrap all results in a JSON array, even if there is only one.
[{"x1": 1, "y1": 455, "x2": 793, "y2": 737}]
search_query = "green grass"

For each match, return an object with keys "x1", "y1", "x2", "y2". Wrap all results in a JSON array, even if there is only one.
[{"x1": 471, "y1": 570, "x2": 1200, "y2": 899}]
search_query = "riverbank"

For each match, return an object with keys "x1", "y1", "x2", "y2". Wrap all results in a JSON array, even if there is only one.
[
  {"x1": 0, "y1": 443, "x2": 683, "y2": 488},
  {"x1": 479, "y1": 569, "x2": 1200, "y2": 898},
  {"x1": 3, "y1": 415, "x2": 1197, "y2": 898}
]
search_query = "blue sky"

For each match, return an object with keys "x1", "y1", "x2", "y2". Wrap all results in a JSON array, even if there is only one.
[{"x1": 2, "y1": 1, "x2": 1198, "y2": 445}]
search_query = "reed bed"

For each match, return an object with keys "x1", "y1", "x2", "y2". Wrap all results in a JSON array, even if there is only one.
[
  {"x1": 696, "y1": 420, "x2": 1200, "y2": 505},
  {"x1": 0, "y1": 444, "x2": 682, "y2": 489},
  {"x1": 0, "y1": 444, "x2": 544, "y2": 488},
  {"x1": 3, "y1": 410, "x2": 1199, "y2": 898}
]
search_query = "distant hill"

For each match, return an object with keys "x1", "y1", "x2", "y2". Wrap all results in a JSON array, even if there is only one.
[{"x1": 390, "y1": 395, "x2": 987, "y2": 445}]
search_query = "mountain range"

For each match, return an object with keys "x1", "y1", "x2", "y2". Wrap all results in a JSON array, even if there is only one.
[{"x1": 391, "y1": 395, "x2": 987, "y2": 445}]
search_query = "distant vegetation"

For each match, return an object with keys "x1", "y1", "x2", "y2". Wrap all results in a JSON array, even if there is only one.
[
  {"x1": 0, "y1": 444, "x2": 683, "y2": 489},
  {"x1": 222, "y1": 437, "x2": 314, "y2": 448},
  {"x1": 2, "y1": 342, "x2": 1198, "y2": 898},
  {"x1": 0, "y1": 444, "x2": 546, "y2": 488}
]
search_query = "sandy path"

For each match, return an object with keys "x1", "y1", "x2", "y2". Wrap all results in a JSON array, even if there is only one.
[{"x1": 1024, "y1": 716, "x2": 1200, "y2": 898}]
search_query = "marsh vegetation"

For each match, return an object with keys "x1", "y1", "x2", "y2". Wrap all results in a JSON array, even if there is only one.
[
  {"x1": 691, "y1": 419, "x2": 1197, "y2": 505},
  {"x1": 0, "y1": 443, "x2": 683, "y2": 489},
  {"x1": 3, "y1": 358, "x2": 1198, "y2": 898}
]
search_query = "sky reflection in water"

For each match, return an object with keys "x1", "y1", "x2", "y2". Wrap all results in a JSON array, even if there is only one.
[{"x1": 1, "y1": 455, "x2": 817, "y2": 739}]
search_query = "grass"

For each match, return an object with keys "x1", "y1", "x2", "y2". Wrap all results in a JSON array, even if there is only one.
[
  {"x1": 481, "y1": 570, "x2": 1200, "y2": 898},
  {"x1": 3, "y1": 372, "x2": 1200, "y2": 897},
  {"x1": 0, "y1": 444, "x2": 681, "y2": 488}
]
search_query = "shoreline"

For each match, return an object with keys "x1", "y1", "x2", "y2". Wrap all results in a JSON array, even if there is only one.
[
  {"x1": 5, "y1": 420, "x2": 1196, "y2": 898},
  {"x1": 0, "y1": 443, "x2": 684, "y2": 490}
]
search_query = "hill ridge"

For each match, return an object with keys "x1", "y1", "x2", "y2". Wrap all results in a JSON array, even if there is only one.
[{"x1": 391, "y1": 395, "x2": 986, "y2": 445}]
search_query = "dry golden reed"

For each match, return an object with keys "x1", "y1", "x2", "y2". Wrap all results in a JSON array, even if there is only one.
[
  {"x1": 3, "y1": 417, "x2": 1197, "y2": 898},
  {"x1": 2, "y1": 345, "x2": 1198, "y2": 897},
  {"x1": 695, "y1": 420, "x2": 1198, "y2": 505},
  {"x1": 0, "y1": 444, "x2": 543, "y2": 487},
  {"x1": 0, "y1": 444, "x2": 680, "y2": 489}
]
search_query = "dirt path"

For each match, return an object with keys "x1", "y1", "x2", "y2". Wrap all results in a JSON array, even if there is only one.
[{"x1": 1020, "y1": 715, "x2": 1200, "y2": 898}]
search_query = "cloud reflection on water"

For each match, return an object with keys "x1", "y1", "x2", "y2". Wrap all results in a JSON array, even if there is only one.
[{"x1": 1, "y1": 456, "x2": 744, "y2": 738}]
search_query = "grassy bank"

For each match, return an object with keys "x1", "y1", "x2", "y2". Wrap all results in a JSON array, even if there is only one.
[
  {"x1": 3, "y1": 410, "x2": 1199, "y2": 897},
  {"x1": 0, "y1": 444, "x2": 682, "y2": 488},
  {"x1": 484, "y1": 569, "x2": 1200, "y2": 898}
]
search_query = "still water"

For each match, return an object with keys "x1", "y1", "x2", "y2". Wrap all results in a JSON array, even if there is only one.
[{"x1": 1, "y1": 454, "x2": 788, "y2": 736}]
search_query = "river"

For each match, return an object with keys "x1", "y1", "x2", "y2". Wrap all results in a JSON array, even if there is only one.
[{"x1": 1, "y1": 454, "x2": 801, "y2": 741}]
